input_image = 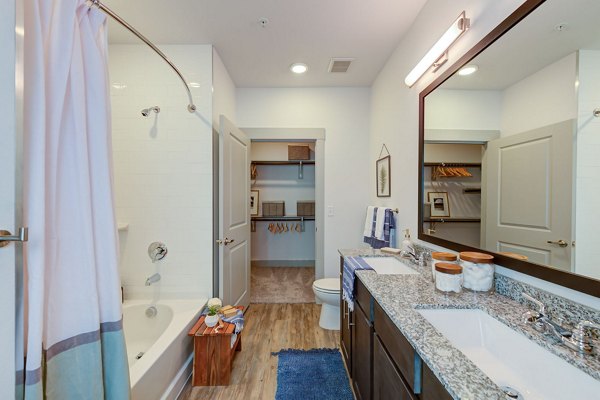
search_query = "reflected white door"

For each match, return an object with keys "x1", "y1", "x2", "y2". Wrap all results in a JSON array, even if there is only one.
[
  {"x1": 219, "y1": 116, "x2": 251, "y2": 308},
  {"x1": 0, "y1": 1, "x2": 17, "y2": 396},
  {"x1": 485, "y1": 120, "x2": 574, "y2": 271}
]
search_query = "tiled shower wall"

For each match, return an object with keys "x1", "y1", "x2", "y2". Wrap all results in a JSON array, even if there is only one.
[{"x1": 109, "y1": 45, "x2": 213, "y2": 299}]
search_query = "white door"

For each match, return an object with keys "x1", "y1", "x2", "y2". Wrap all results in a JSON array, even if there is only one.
[
  {"x1": 485, "y1": 120, "x2": 574, "y2": 271},
  {"x1": 219, "y1": 116, "x2": 251, "y2": 308},
  {"x1": 1, "y1": 1, "x2": 17, "y2": 396}
]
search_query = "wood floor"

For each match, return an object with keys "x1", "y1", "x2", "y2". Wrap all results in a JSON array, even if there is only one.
[
  {"x1": 180, "y1": 303, "x2": 339, "y2": 400},
  {"x1": 251, "y1": 267, "x2": 315, "y2": 303}
]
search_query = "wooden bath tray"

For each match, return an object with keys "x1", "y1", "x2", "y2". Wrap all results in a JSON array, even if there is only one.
[{"x1": 187, "y1": 306, "x2": 243, "y2": 386}]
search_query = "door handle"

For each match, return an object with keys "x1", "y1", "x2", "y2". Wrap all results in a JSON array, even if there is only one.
[
  {"x1": 0, "y1": 228, "x2": 28, "y2": 248},
  {"x1": 216, "y1": 238, "x2": 235, "y2": 246},
  {"x1": 547, "y1": 239, "x2": 568, "y2": 248}
]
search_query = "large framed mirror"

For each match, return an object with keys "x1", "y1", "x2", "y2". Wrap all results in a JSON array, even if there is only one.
[{"x1": 418, "y1": 0, "x2": 600, "y2": 297}]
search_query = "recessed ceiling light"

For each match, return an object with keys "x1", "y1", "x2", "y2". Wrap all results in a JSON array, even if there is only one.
[
  {"x1": 290, "y1": 63, "x2": 308, "y2": 74},
  {"x1": 457, "y1": 64, "x2": 478, "y2": 76}
]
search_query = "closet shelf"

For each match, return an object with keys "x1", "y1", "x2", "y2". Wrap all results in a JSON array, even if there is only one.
[
  {"x1": 252, "y1": 161, "x2": 315, "y2": 166},
  {"x1": 251, "y1": 216, "x2": 315, "y2": 222},
  {"x1": 424, "y1": 162, "x2": 481, "y2": 167},
  {"x1": 425, "y1": 218, "x2": 481, "y2": 223}
]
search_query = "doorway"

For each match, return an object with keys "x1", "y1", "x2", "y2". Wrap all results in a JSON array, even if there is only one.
[
  {"x1": 242, "y1": 128, "x2": 325, "y2": 303},
  {"x1": 250, "y1": 141, "x2": 317, "y2": 303}
]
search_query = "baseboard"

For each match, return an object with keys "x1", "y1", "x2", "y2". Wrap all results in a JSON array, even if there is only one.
[
  {"x1": 251, "y1": 260, "x2": 315, "y2": 268},
  {"x1": 162, "y1": 353, "x2": 193, "y2": 400}
]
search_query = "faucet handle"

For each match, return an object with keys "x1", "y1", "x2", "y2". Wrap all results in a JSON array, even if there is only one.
[
  {"x1": 573, "y1": 320, "x2": 600, "y2": 340},
  {"x1": 562, "y1": 320, "x2": 600, "y2": 354},
  {"x1": 522, "y1": 292, "x2": 546, "y2": 316}
]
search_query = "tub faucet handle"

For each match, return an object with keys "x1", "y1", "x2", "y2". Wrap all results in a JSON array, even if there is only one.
[{"x1": 148, "y1": 242, "x2": 168, "y2": 263}]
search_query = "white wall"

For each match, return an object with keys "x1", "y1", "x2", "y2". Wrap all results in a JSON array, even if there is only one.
[
  {"x1": 212, "y1": 47, "x2": 236, "y2": 128},
  {"x1": 109, "y1": 45, "x2": 213, "y2": 299},
  {"x1": 369, "y1": 0, "x2": 600, "y2": 307},
  {"x1": 501, "y1": 52, "x2": 577, "y2": 136},
  {"x1": 575, "y1": 50, "x2": 600, "y2": 280},
  {"x1": 251, "y1": 142, "x2": 315, "y2": 264},
  {"x1": 425, "y1": 89, "x2": 502, "y2": 131},
  {"x1": 237, "y1": 88, "x2": 371, "y2": 277}
]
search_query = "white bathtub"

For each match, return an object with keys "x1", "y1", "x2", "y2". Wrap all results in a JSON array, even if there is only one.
[{"x1": 123, "y1": 298, "x2": 206, "y2": 400}]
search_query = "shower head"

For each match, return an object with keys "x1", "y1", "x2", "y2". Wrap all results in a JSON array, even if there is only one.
[{"x1": 141, "y1": 106, "x2": 160, "y2": 117}]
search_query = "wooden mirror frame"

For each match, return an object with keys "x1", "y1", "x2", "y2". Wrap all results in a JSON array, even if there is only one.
[{"x1": 417, "y1": 0, "x2": 600, "y2": 297}]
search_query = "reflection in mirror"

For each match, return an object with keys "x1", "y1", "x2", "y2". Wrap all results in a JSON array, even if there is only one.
[{"x1": 421, "y1": 0, "x2": 600, "y2": 282}]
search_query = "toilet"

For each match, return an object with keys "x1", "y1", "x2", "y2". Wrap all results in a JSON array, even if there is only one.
[{"x1": 313, "y1": 278, "x2": 341, "y2": 330}]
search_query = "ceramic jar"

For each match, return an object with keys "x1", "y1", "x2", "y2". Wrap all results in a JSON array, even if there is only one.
[
  {"x1": 460, "y1": 252, "x2": 495, "y2": 292},
  {"x1": 434, "y1": 262, "x2": 463, "y2": 293},
  {"x1": 431, "y1": 252, "x2": 458, "y2": 282}
]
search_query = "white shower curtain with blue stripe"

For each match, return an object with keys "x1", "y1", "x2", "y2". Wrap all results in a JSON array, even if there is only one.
[{"x1": 19, "y1": 0, "x2": 130, "y2": 398}]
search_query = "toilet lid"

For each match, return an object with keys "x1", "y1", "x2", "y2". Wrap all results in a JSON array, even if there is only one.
[{"x1": 313, "y1": 278, "x2": 340, "y2": 293}]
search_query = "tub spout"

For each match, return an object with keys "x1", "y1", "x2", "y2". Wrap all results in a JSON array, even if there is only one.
[{"x1": 145, "y1": 273, "x2": 161, "y2": 286}]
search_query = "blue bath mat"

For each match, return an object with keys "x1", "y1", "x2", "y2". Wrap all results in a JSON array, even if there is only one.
[{"x1": 272, "y1": 348, "x2": 353, "y2": 400}]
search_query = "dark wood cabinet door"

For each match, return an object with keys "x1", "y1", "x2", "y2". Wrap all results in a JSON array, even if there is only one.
[
  {"x1": 373, "y1": 334, "x2": 415, "y2": 400},
  {"x1": 352, "y1": 304, "x2": 373, "y2": 400},
  {"x1": 341, "y1": 298, "x2": 352, "y2": 372},
  {"x1": 340, "y1": 257, "x2": 352, "y2": 372},
  {"x1": 420, "y1": 363, "x2": 453, "y2": 400}
]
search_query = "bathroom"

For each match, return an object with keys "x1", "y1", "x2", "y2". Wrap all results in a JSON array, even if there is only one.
[{"x1": 2, "y1": 0, "x2": 600, "y2": 399}]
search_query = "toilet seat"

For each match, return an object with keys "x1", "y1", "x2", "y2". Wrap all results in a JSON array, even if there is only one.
[{"x1": 313, "y1": 278, "x2": 340, "y2": 294}]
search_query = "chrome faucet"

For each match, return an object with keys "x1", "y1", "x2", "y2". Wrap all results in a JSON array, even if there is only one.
[
  {"x1": 522, "y1": 292, "x2": 599, "y2": 354},
  {"x1": 145, "y1": 273, "x2": 161, "y2": 286},
  {"x1": 401, "y1": 247, "x2": 426, "y2": 267}
]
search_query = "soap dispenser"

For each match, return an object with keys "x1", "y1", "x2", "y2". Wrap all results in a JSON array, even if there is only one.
[{"x1": 401, "y1": 229, "x2": 414, "y2": 255}]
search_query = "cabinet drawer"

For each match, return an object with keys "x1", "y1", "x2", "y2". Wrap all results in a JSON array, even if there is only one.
[
  {"x1": 373, "y1": 301, "x2": 418, "y2": 392},
  {"x1": 355, "y1": 278, "x2": 371, "y2": 317}
]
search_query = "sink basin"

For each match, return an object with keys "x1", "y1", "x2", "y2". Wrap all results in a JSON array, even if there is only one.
[
  {"x1": 362, "y1": 257, "x2": 419, "y2": 275},
  {"x1": 418, "y1": 308, "x2": 600, "y2": 400}
]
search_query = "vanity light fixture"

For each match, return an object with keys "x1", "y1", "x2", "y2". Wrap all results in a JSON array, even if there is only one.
[
  {"x1": 290, "y1": 63, "x2": 308, "y2": 74},
  {"x1": 457, "y1": 64, "x2": 478, "y2": 76},
  {"x1": 404, "y1": 11, "x2": 470, "y2": 87}
]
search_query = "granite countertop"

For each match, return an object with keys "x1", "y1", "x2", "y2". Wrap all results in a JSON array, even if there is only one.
[{"x1": 339, "y1": 248, "x2": 600, "y2": 400}]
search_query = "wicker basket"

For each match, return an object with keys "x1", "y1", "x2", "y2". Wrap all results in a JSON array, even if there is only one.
[
  {"x1": 288, "y1": 145, "x2": 310, "y2": 161},
  {"x1": 297, "y1": 201, "x2": 315, "y2": 217},
  {"x1": 262, "y1": 201, "x2": 285, "y2": 217}
]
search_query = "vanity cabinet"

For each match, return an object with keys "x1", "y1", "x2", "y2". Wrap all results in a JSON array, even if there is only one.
[{"x1": 340, "y1": 257, "x2": 452, "y2": 399}]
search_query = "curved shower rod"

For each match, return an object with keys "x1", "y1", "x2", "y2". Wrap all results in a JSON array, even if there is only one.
[{"x1": 88, "y1": 0, "x2": 197, "y2": 113}]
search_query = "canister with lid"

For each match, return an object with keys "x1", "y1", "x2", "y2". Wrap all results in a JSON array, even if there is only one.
[
  {"x1": 459, "y1": 252, "x2": 495, "y2": 292},
  {"x1": 434, "y1": 262, "x2": 463, "y2": 293},
  {"x1": 431, "y1": 252, "x2": 458, "y2": 282}
]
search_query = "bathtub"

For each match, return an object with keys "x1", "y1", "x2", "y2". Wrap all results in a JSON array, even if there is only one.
[{"x1": 123, "y1": 298, "x2": 206, "y2": 400}]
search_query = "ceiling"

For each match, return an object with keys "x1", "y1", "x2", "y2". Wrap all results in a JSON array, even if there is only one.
[
  {"x1": 105, "y1": 0, "x2": 427, "y2": 87},
  {"x1": 441, "y1": 0, "x2": 600, "y2": 90}
]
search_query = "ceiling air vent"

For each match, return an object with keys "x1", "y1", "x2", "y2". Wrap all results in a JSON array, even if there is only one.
[{"x1": 328, "y1": 58, "x2": 354, "y2": 73}]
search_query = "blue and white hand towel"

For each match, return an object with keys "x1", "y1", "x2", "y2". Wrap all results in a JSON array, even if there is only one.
[
  {"x1": 363, "y1": 207, "x2": 396, "y2": 249},
  {"x1": 342, "y1": 257, "x2": 373, "y2": 311},
  {"x1": 222, "y1": 310, "x2": 245, "y2": 334}
]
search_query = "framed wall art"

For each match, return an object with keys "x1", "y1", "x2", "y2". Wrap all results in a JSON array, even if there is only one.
[{"x1": 427, "y1": 191, "x2": 450, "y2": 218}]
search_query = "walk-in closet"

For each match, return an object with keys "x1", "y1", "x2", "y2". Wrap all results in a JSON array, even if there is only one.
[{"x1": 250, "y1": 141, "x2": 316, "y2": 303}]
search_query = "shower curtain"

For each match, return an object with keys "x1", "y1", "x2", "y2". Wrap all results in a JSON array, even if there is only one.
[{"x1": 19, "y1": 0, "x2": 130, "y2": 398}]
